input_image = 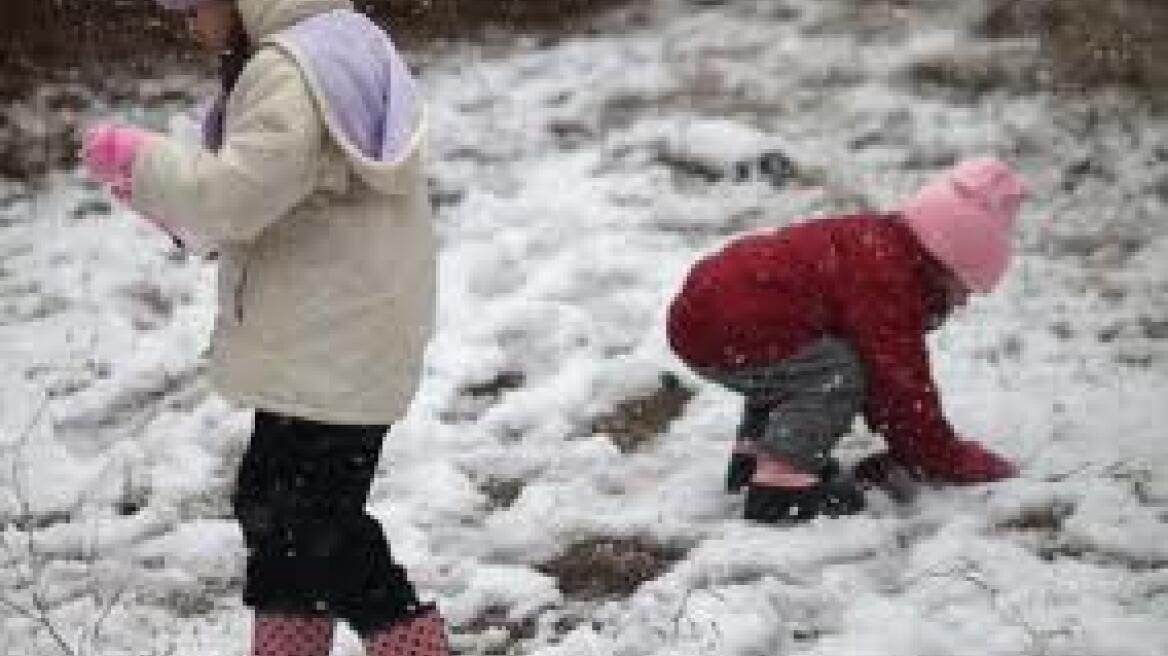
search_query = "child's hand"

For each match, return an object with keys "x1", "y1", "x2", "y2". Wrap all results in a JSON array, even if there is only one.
[
  {"x1": 853, "y1": 451, "x2": 920, "y2": 502},
  {"x1": 857, "y1": 440, "x2": 1017, "y2": 486},
  {"x1": 921, "y1": 439, "x2": 1017, "y2": 483},
  {"x1": 853, "y1": 451, "x2": 902, "y2": 487},
  {"x1": 80, "y1": 122, "x2": 153, "y2": 190}
]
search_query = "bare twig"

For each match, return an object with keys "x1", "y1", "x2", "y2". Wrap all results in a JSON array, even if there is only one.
[
  {"x1": 0, "y1": 593, "x2": 76, "y2": 656},
  {"x1": 85, "y1": 584, "x2": 127, "y2": 656},
  {"x1": 1, "y1": 396, "x2": 78, "y2": 655},
  {"x1": 917, "y1": 558, "x2": 1076, "y2": 656}
]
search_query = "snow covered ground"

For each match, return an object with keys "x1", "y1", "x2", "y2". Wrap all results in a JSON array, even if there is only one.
[{"x1": 3, "y1": 0, "x2": 1167, "y2": 654}]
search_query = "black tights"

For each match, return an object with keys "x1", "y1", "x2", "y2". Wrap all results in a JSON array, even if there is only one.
[{"x1": 232, "y1": 411, "x2": 420, "y2": 636}]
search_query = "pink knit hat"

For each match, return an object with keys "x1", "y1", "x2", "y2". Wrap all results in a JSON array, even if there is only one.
[{"x1": 900, "y1": 157, "x2": 1026, "y2": 293}]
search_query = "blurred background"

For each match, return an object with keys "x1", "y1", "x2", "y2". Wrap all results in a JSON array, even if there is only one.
[
  {"x1": 0, "y1": 0, "x2": 633, "y2": 94},
  {"x1": 0, "y1": 0, "x2": 1165, "y2": 181},
  {"x1": 2, "y1": 0, "x2": 1165, "y2": 93}
]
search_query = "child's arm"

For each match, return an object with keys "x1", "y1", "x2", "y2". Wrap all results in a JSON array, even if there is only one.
[
  {"x1": 837, "y1": 255, "x2": 1014, "y2": 484},
  {"x1": 130, "y1": 48, "x2": 323, "y2": 244},
  {"x1": 839, "y1": 271, "x2": 955, "y2": 443}
]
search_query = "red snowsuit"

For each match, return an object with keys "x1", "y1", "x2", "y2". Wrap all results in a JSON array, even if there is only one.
[{"x1": 667, "y1": 213, "x2": 1015, "y2": 483}]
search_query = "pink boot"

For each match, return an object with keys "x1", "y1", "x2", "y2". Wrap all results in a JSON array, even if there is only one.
[
  {"x1": 363, "y1": 605, "x2": 450, "y2": 656},
  {"x1": 252, "y1": 613, "x2": 334, "y2": 656}
]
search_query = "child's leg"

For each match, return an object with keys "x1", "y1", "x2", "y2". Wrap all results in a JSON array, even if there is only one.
[
  {"x1": 739, "y1": 338, "x2": 865, "y2": 474},
  {"x1": 251, "y1": 611, "x2": 333, "y2": 656},
  {"x1": 737, "y1": 399, "x2": 772, "y2": 444},
  {"x1": 707, "y1": 338, "x2": 863, "y2": 475},
  {"x1": 725, "y1": 400, "x2": 770, "y2": 492},
  {"x1": 704, "y1": 339, "x2": 867, "y2": 521},
  {"x1": 363, "y1": 603, "x2": 450, "y2": 656},
  {"x1": 232, "y1": 412, "x2": 422, "y2": 644}
]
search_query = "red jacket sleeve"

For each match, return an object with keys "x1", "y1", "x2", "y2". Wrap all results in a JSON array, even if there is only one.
[{"x1": 832, "y1": 242, "x2": 962, "y2": 469}]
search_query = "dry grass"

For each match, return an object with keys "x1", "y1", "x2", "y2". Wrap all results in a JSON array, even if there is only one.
[
  {"x1": 462, "y1": 370, "x2": 527, "y2": 400},
  {"x1": 0, "y1": 0, "x2": 642, "y2": 100},
  {"x1": 802, "y1": 0, "x2": 927, "y2": 43},
  {"x1": 591, "y1": 372, "x2": 695, "y2": 454},
  {"x1": 993, "y1": 502, "x2": 1074, "y2": 533},
  {"x1": 477, "y1": 476, "x2": 527, "y2": 510},
  {"x1": 537, "y1": 535, "x2": 691, "y2": 599},
  {"x1": 439, "y1": 371, "x2": 527, "y2": 423},
  {"x1": 904, "y1": 49, "x2": 1041, "y2": 100},
  {"x1": 978, "y1": 0, "x2": 1168, "y2": 105},
  {"x1": 454, "y1": 604, "x2": 540, "y2": 653}
]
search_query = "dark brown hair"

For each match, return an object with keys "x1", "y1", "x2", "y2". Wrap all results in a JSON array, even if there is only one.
[{"x1": 219, "y1": 10, "x2": 253, "y2": 95}]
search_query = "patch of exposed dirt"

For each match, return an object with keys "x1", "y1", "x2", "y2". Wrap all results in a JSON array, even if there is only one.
[
  {"x1": 453, "y1": 604, "x2": 539, "y2": 654},
  {"x1": 477, "y1": 476, "x2": 527, "y2": 511},
  {"x1": 537, "y1": 535, "x2": 692, "y2": 599},
  {"x1": 977, "y1": 0, "x2": 1168, "y2": 107},
  {"x1": 440, "y1": 370, "x2": 527, "y2": 424},
  {"x1": 903, "y1": 48, "x2": 1042, "y2": 101},
  {"x1": 591, "y1": 372, "x2": 694, "y2": 453},
  {"x1": 0, "y1": 0, "x2": 645, "y2": 102}
]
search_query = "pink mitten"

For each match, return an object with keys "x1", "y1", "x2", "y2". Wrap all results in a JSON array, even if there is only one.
[{"x1": 81, "y1": 123, "x2": 153, "y2": 189}]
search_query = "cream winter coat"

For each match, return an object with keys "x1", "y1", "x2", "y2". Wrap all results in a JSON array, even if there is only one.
[{"x1": 131, "y1": 0, "x2": 436, "y2": 424}]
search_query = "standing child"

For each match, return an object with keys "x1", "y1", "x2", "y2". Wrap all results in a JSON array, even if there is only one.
[
  {"x1": 667, "y1": 158, "x2": 1026, "y2": 524},
  {"x1": 80, "y1": 1, "x2": 446, "y2": 654}
]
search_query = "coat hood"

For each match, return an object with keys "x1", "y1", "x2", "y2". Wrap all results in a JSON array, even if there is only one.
[
  {"x1": 265, "y1": 8, "x2": 424, "y2": 195},
  {"x1": 237, "y1": 0, "x2": 352, "y2": 41}
]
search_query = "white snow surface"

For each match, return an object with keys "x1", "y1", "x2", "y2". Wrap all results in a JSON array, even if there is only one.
[{"x1": 3, "y1": 0, "x2": 1167, "y2": 654}]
